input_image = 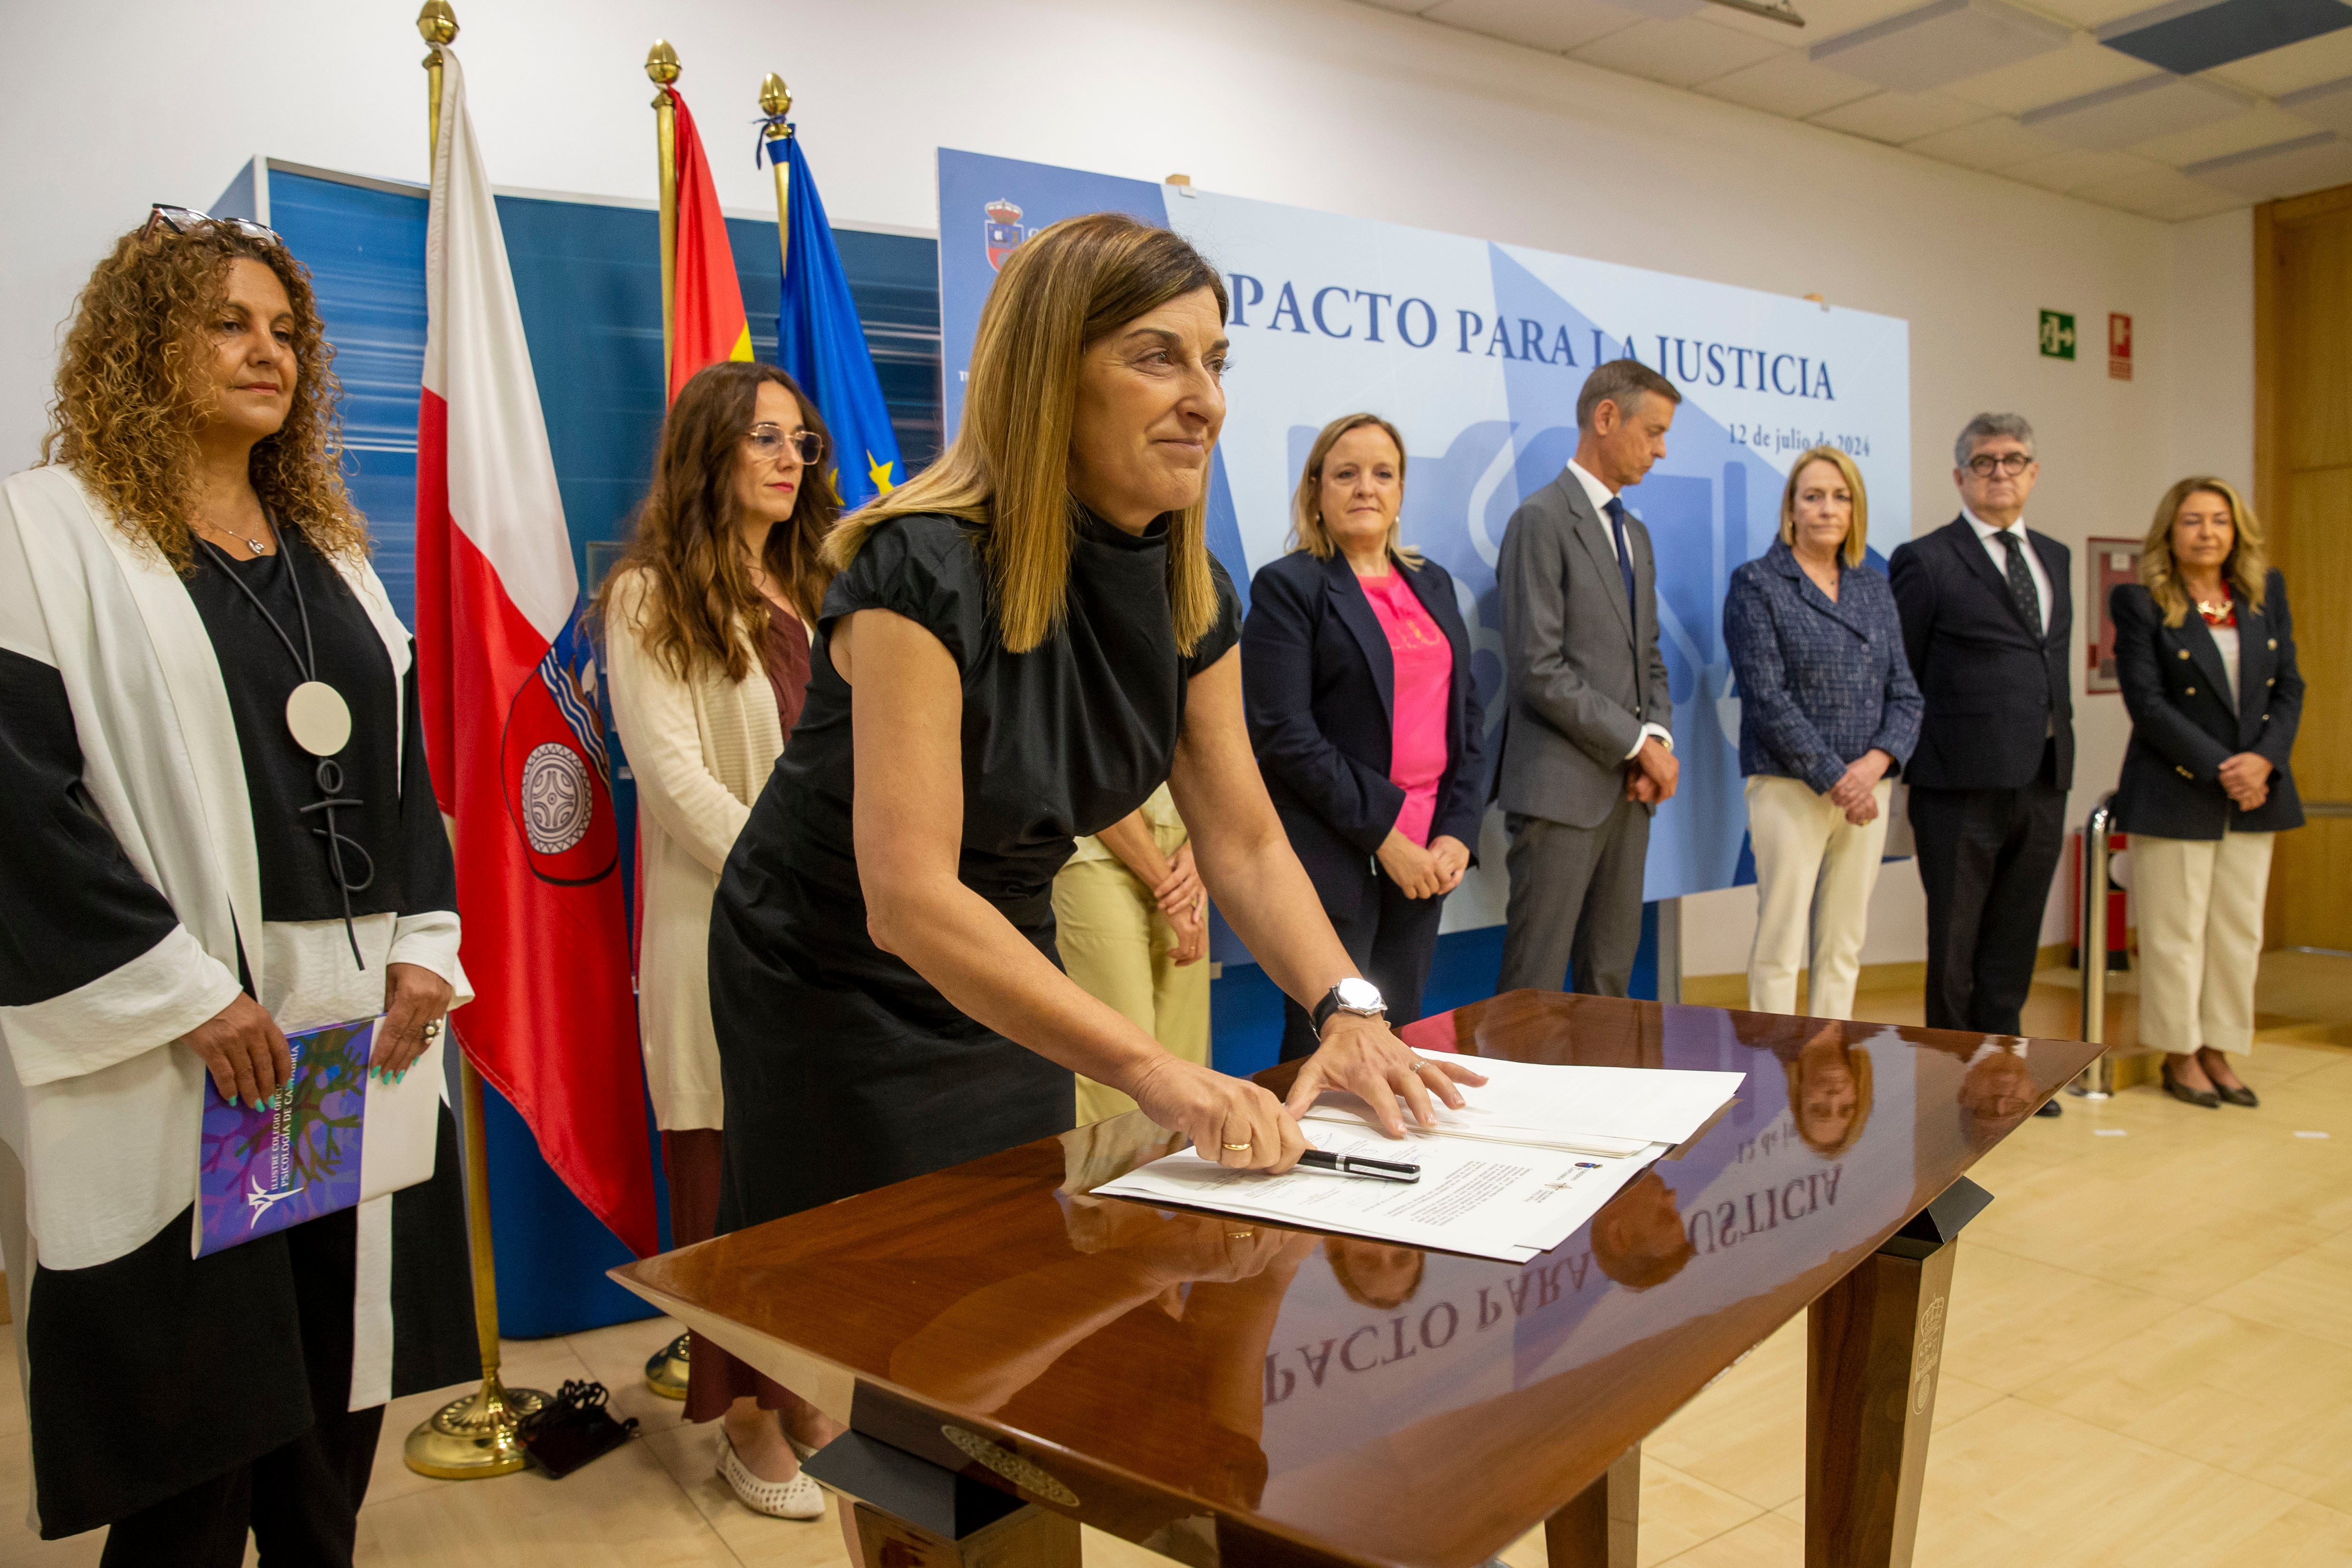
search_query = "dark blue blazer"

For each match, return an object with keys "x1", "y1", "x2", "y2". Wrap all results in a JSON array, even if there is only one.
[
  {"x1": 1242, "y1": 549, "x2": 1487, "y2": 903},
  {"x1": 1723, "y1": 539, "x2": 1921, "y2": 793},
  {"x1": 1889, "y1": 517, "x2": 2074, "y2": 791},
  {"x1": 2111, "y1": 573, "x2": 2303, "y2": 840}
]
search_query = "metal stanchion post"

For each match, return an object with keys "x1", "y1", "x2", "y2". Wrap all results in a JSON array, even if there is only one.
[{"x1": 2069, "y1": 792, "x2": 2117, "y2": 1098}]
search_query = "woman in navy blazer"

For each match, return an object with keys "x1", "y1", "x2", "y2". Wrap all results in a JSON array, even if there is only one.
[
  {"x1": 1243, "y1": 414, "x2": 1486, "y2": 1060},
  {"x1": 1723, "y1": 446, "x2": 1920, "y2": 1020},
  {"x1": 2111, "y1": 477, "x2": 2302, "y2": 1109}
]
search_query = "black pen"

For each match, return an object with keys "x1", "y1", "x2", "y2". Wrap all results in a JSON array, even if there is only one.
[{"x1": 1296, "y1": 1149, "x2": 1421, "y2": 1183}]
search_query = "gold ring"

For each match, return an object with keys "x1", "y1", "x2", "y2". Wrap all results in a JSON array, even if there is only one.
[
  {"x1": 1228, "y1": 1230, "x2": 1255, "y2": 1240},
  {"x1": 1221, "y1": 1141, "x2": 1251, "y2": 1151}
]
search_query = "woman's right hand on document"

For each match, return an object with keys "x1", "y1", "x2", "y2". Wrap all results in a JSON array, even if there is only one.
[
  {"x1": 1283, "y1": 1014, "x2": 1488, "y2": 1136},
  {"x1": 1131, "y1": 1056, "x2": 1311, "y2": 1173}
]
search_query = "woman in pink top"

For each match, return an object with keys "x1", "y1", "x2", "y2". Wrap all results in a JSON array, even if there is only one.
[{"x1": 1242, "y1": 414, "x2": 1488, "y2": 1060}]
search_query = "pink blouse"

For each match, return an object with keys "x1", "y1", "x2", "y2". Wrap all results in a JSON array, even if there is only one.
[{"x1": 1358, "y1": 569, "x2": 1454, "y2": 846}]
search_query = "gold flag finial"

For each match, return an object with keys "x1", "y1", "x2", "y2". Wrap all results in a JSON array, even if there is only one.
[
  {"x1": 417, "y1": 0, "x2": 457, "y2": 47},
  {"x1": 760, "y1": 72, "x2": 792, "y2": 121},
  {"x1": 646, "y1": 39, "x2": 680, "y2": 85}
]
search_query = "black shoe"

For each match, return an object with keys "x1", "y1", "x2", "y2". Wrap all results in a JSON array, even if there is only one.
[
  {"x1": 2035, "y1": 1099, "x2": 2063, "y2": 1117},
  {"x1": 2212, "y1": 1081, "x2": 2259, "y2": 1107},
  {"x1": 2162, "y1": 1062, "x2": 2220, "y2": 1109}
]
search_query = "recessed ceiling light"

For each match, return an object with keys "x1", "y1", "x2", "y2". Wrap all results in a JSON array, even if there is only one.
[
  {"x1": 2181, "y1": 130, "x2": 2352, "y2": 198},
  {"x1": 1811, "y1": 0, "x2": 2072, "y2": 94},
  {"x1": 2020, "y1": 74, "x2": 2254, "y2": 149},
  {"x1": 2278, "y1": 76, "x2": 2352, "y2": 137}
]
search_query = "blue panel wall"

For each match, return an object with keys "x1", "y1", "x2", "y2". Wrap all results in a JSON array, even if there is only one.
[{"x1": 265, "y1": 165, "x2": 941, "y2": 1337}]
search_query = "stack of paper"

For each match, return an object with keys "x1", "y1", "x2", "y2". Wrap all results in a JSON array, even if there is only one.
[{"x1": 1094, "y1": 1054, "x2": 1743, "y2": 1263}]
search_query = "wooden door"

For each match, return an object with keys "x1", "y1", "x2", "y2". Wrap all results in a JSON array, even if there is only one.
[{"x1": 2256, "y1": 184, "x2": 2352, "y2": 951}]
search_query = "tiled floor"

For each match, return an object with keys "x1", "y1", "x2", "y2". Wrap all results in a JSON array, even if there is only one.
[{"x1": 1, "y1": 957, "x2": 2344, "y2": 1567}]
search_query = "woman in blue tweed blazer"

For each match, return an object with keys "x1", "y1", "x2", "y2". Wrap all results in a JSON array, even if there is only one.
[{"x1": 1723, "y1": 446, "x2": 1921, "y2": 1019}]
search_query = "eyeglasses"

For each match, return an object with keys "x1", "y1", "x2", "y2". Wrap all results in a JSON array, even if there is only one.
[
  {"x1": 142, "y1": 204, "x2": 282, "y2": 247},
  {"x1": 748, "y1": 425, "x2": 824, "y2": 465},
  {"x1": 1965, "y1": 452, "x2": 2033, "y2": 477}
]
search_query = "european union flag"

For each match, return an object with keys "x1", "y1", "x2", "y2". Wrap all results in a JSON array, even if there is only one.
[{"x1": 767, "y1": 132, "x2": 904, "y2": 509}]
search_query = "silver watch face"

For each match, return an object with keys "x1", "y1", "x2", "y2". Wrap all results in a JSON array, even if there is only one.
[{"x1": 1335, "y1": 977, "x2": 1385, "y2": 1013}]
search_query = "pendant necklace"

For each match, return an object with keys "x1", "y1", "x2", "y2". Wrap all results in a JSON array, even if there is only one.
[
  {"x1": 197, "y1": 529, "x2": 375, "y2": 964},
  {"x1": 199, "y1": 517, "x2": 273, "y2": 557}
]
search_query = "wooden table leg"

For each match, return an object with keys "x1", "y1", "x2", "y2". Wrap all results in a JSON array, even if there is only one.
[
  {"x1": 848, "y1": 1498, "x2": 1078, "y2": 1568},
  {"x1": 1544, "y1": 1444, "x2": 1639, "y2": 1568},
  {"x1": 809, "y1": 1429, "x2": 1079, "y2": 1568},
  {"x1": 1805, "y1": 1236, "x2": 1958, "y2": 1568}
]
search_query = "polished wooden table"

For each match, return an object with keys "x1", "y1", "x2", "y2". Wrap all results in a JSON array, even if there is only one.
[{"x1": 612, "y1": 992, "x2": 2100, "y2": 1568}]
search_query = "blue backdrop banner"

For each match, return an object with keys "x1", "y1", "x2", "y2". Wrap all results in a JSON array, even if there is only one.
[{"x1": 936, "y1": 150, "x2": 1911, "y2": 928}]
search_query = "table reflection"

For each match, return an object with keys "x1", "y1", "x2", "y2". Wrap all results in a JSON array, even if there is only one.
[{"x1": 620, "y1": 991, "x2": 2098, "y2": 1567}]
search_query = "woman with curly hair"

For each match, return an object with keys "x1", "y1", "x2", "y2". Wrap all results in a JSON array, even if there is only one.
[
  {"x1": 594, "y1": 359, "x2": 844, "y2": 1516},
  {"x1": 0, "y1": 208, "x2": 476, "y2": 1562}
]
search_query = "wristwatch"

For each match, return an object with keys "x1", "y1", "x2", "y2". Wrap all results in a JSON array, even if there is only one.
[{"x1": 1311, "y1": 977, "x2": 1387, "y2": 1038}]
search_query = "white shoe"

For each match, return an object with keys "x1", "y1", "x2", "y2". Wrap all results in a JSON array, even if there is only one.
[{"x1": 718, "y1": 1434, "x2": 826, "y2": 1520}]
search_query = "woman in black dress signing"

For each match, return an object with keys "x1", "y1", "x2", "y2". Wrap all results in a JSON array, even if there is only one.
[{"x1": 709, "y1": 214, "x2": 1483, "y2": 1253}]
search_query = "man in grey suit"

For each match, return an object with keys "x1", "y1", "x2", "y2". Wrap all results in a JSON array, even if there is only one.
[{"x1": 1495, "y1": 359, "x2": 1681, "y2": 996}]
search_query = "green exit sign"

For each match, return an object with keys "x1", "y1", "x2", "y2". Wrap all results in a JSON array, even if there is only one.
[{"x1": 2040, "y1": 310, "x2": 2077, "y2": 360}]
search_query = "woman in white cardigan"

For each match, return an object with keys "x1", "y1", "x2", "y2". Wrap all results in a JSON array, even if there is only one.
[{"x1": 598, "y1": 361, "x2": 843, "y2": 1517}]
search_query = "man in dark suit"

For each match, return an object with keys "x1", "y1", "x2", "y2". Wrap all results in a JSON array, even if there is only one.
[
  {"x1": 1494, "y1": 359, "x2": 1680, "y2": 998},
  {"x1": 1890, "y1": 413, "x2": 2072, "y2": 1096}
]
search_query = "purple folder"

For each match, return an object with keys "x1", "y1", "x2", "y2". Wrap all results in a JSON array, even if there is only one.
[{"x1": 196, "y1": 1016, "x2": 374, "y2": 1256}]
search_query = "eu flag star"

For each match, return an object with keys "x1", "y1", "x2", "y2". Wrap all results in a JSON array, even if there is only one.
[{"x1": 867, "y1": 452, "x2": 897, "y2": 494}]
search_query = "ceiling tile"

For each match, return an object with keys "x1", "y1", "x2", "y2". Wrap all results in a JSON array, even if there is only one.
[
  {"x1": 2019, "y1": 72, "x2": 2256, "y2": 147},
  {"x1": 1422, "y1": 0, "x2": 1644, "y2": 53},
  {"x1": 1695, "y1": 49, "x2": 1884, "y2": 113},
  {"x1": 2004, "y1": 147, "x2": 2172, "y2": 188},
  {"x1": 1616, "y1": 0, "x2": 1709, "y2": 17},
  {"x1": 1904, "y1": 113, "x2": 2071, "y2": 167},
  {"x1": 1944, "y1": 34, "x2": 2153, "y2": 114},
  {"x1": 2205, "y1": 20, "x2": 2352, "y2": 95},
  {"x1": 1571, "y1": 16, "x2": 1787, "y2": 86},
  {"x1": 2074, "y1": 165, "x2": 2250, "y2": 217},
  {"x1": 2030, "y1": 0, "x2": 2167, "y2": 25},
  {"x1": 2183, "y1": 129, "x2": 2352, "y2": 196},
  {"x1": 1350, "y1": 0, "x2": 1438, "y2": 12},
  {"x1": 2098, "y1": 0, "x2": 2352, "y2": 76},
  {"x1": 2278, "y1": 74, "x2": 2352, "y2": 134},
  {"x1": 1809, "y1": 0, "x2": 2073, "y2": 92},
  {"x1": 2133, "y1": 96, "x2": 2331, "y2": 160},
  {"x1": 1808, "y1": 87, "x2": 1994, "y2": 138},
  {"x1": 1689, "y1": 0, "x2": 1917, "y2": 45}
]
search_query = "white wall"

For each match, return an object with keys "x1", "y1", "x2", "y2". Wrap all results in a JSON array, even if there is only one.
[{"x1": 6, "y1": 0, "x2": 2254, "y2": 969}]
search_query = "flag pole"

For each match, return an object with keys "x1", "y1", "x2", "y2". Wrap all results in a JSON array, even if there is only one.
[
  {"x1": 406, "y1": 0, "x2": 551, "y2": 1479},
  {"x1": 760, "y1": 74, "x2": 792, "y2": 289},
  {"x1": 648, "y1": 41, "x2": 680, "y2": 384}
]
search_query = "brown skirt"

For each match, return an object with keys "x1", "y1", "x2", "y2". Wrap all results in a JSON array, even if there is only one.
[{"x1": 662, "y1": 1129, "x2": 793, "y2": 1421}]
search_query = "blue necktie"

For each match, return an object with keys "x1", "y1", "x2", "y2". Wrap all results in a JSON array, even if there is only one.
[{"x1": 1605, "y1": 496, "x2": 1636, "y2": 615}]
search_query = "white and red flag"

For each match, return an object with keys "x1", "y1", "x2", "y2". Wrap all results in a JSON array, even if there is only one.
[{"x1": 416, "y1": 47, "x2": 657, "y2": 1257}]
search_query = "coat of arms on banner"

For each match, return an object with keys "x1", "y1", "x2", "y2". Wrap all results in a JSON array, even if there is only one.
[{"x1": 984, "y1": 198, "x2": 1028, "y2": 271}]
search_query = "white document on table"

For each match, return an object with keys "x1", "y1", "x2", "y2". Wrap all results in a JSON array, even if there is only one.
[
  {"x1": 1096, "y1": 1125, "x2": 1672, "y2": 1264},
  {"x1": 1096, "y1": 1058, "x2": 1741, "y2": 1261},
  {"x1": 1303, "y1": 1054, "x2": 1744, "y2": 1152}
]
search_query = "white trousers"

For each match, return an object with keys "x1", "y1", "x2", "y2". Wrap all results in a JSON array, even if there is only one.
[
  {"x1": 2131, "y1": 831, "x2": 2274, "y2": 1056},
  {"x1": 1746, "y1": 774, "x2": 1893, "y2": 1020}
]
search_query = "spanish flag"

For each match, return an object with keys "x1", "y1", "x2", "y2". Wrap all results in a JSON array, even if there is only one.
[{"x1": 661, "y1": 85, "x2": 751, "y2": 403}]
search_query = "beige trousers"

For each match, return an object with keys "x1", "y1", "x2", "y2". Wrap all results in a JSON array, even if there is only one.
[
  {"x1": 1746, "y1": 774, "x2": 1894, "y2": 1020},
  {"x1": 1051, "y1": 851, "x2": 1211, "y2": 1124},
  {"x1": 2131, "y1": 831, "x2": 2274, "y2": 1056}
]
